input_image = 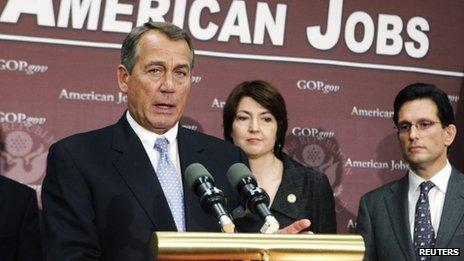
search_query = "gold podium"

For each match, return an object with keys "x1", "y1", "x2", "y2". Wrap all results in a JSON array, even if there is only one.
[{"x1": 151, "y1": 232, "x2": 365, "y2": 260}]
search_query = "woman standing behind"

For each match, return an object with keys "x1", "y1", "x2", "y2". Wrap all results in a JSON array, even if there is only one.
[{"x1": 223, "y1": 80, "x2": 337, "y2": 233}]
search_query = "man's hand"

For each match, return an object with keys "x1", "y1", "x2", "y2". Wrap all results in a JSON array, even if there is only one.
[{"x1": 276, "y1": 219, "x2": 312, "y2": 234}]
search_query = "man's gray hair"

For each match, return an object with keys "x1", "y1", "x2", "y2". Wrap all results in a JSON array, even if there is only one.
[{"x1": 121, "y1": 21, "x2": 195, "y2": 73}]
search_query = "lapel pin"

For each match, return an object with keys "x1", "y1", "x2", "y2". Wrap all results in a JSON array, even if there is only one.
[{"x1": 287, "y1": 194, "x2": 296, "y2": 203}]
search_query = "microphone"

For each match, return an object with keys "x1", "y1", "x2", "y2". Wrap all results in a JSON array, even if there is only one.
[
  {"x1": 185, "y1": 163, "x2": 235, "y2": 233},
  {"x1": 226, "y1": 163, "x2": 280, "y2": 234}
]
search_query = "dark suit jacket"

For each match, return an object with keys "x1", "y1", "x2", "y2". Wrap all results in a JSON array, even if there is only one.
[
  {"x1": 41, "y1": 115, "x2": 249, "y2": 261},
  {"x1": 0, "y1": 175, "x2": 42, "y2": 261},
  {"x1": 356, "y1": 167, "x2": 464, "y2": 261},
  {"x1": 236, "y1": 154, "x2": 337, "y2": 233}
]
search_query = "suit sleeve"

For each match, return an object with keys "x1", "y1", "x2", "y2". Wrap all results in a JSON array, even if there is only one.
[
  {"x1": 356, "y1": 195, "x2": 376, "y2": 261},
  {"x1": 16, "y1": 188, "x2": 43, "y2": 261},
  {"x1": 314, "y1": 173, "x2": 337, "y2": 233},
  {"x1": 41, "y1": 143, "x2": 101, "y2": 261}
]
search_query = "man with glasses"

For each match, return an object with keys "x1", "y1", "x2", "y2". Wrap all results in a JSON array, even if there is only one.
[{"x1": 356, "y1": 83, "x2": 463, "y2": 261}]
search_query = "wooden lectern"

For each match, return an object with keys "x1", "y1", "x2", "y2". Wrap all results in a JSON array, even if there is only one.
[{"x1": 151, "y1": 232, "x2": 365, "y2": 260}]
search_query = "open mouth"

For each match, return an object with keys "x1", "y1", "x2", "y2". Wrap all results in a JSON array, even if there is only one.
[{"x1": 155, "y1": 103, "x2": 175, "y2": 110}]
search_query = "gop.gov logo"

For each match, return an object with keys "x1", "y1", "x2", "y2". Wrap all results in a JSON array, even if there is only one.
[
  {"x1": 0, "y1": 123, "x2": 54, "y2": 185},
  {"x1": 285, "y1": 132, "x2": 349, "y2": 195}
]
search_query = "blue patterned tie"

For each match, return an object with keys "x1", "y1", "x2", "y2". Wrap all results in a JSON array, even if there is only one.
[
  {"x1": 413, "y1": 181, "x2": 436, "y2": 261},
  {"x1": 154, "y1": 137, "x2": 185, "y2": 231}
]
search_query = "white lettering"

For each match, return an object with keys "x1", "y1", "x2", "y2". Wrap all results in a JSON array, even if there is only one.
[
  {"x1": 347, "y1": 219, "x2": 357, "y2": 229},
  {"x1": 172, "y1": 0, "x2": 187, "y2": 28},
  {"x1": 292, "y1": 127, "x2": 335, "y2": 140},
  {"x1": 253, "y1": 3, "x2": 286, "y2": 45},
  {"x1": 405, "y1": 17, "x2": 429, "y2": 58},
  {"x1": 306, "y1": 0, "x2": 343, "y2": 50},
  {"x1": 189, "y1": 0, "x2": 220, "y2": 41},
  {"x1": 345, "y1": 11, "x2": 374, "y2": 53},
  {"x1": 0, "y1": 112, "x2": 46, "y2": 126},
  {"x1": 211, "y1": 98, "x2": 225, "y2": 108},
  {"x1": 59, "y1": 89, "x2": 115, "y2": 102},
  {"x1": 0, "y1": 59, "x2": 48, "y2": 75},
  {"x1": 136, "y1": 0, "x2": 169, "y2": 26},
  {"x1": 296, "y1": 80, "x2": 340, "y2": 94},
  {"x1": 218, "y1": 1, "x2": 251, "y2": 43},
  {"x1": 351, "y1": 106, "x2": 393, "y2": 118},
  {"x1": 0, "y1": 0, "x2": 55, "y2": 26},
  {"x1": 57, "y1": 0, "x2": 101, "y2": 30},
  {"x1": 376, "y1": 14, "x2": 403, "y2": 55},
  {"x1": 102, "y1": 0, "x2": 133, "y2": 33},
  {"x1": 345, "y1": 158, "x2": 389, "y2": 169},
  {"x1": 448, "y1": 95, "x2": 459, "y2": 103}
]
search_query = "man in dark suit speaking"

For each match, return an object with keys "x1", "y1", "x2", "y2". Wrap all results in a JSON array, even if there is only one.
[
  {"x1": 356, "y1": 83, "x2": 464, "y2": 261},
  {"x1": 41, "y1": 22, "x2": 309, "y2": 261}
]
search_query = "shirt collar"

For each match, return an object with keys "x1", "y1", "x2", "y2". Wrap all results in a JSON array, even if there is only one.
[
  {"x1": 408, "y1": 160, "x2": 452, "y2": 193},
  {"x1": 125, "y1": 111, "x2": 178, "y2": 147}
]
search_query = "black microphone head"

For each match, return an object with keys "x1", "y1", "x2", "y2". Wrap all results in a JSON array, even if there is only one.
[
  {"x1": 227, "y1": 163, "x2": 254, "y2": 189},
  {"x1": 185, "y1": 163, "x2": 214, "y2": 189}
]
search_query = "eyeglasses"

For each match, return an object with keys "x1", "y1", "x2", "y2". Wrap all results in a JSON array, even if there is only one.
[{"x1": 395, "y1": 120, "x2": 441, "y2": 133}]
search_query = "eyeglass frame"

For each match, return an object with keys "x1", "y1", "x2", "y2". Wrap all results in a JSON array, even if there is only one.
[{"x1": 394, "y1": 120, "x2": 442, "y2": 134}]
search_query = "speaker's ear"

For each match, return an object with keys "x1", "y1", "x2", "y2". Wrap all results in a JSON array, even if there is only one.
[{"x1": 117, "y1": 65, "x2": 130, "y2": 93}]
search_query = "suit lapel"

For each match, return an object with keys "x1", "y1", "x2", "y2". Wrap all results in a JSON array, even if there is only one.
[
  {"x1": 111, "y1": 115, "x2": 177, "y2": 231},
  {"x1": 384, "y1": 175, "x2": 416, "y2": 260},
  {"x1": 435, "y1": 168, "x2": 464, "y2": 248},
  {"x1": 0, "y1": 178, "x2": 4, "y2": 213},
  {"x1": 177, "y1": 127, "x2": 210, "y2": 231},
  {"x1": 270, "y1": 156, "x2": 303, "y2": 221}
]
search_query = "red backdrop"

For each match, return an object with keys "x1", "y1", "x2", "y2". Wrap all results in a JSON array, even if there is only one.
[{"x1": 1, "y1": 0, "x2": 463, "y2": 233}]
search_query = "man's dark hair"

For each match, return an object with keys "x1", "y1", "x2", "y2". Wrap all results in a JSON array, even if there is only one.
[
  {"x1": 121, "y1": 21, "x2": 195, "y2": 73},
  {"x1": 393, "y1": 83, "x2": 455, "y2": 126},
  {"x1": 223, "y1": 80, "x2": 288, "y2": 159}
]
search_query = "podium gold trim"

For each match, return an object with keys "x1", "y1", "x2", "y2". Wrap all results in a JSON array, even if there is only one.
[{"x1": 152, "y1": 232, "x2": 365, "y2": 260}]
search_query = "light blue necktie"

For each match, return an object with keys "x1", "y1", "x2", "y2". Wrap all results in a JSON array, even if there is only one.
[
  {"x1": 154, "y1": 137, "x2": 185, "y2": 231},
  {"x1": 413, "y1": 181, "x2": 435, "y2": 261}
]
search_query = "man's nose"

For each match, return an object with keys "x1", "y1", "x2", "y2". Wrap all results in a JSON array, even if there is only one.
[
  {"x1": 160, "y1": 72, "x2": 175, "y2": 92},
  {"x1": 408, "y1": 124, "x2": 419, "y2": 140}
]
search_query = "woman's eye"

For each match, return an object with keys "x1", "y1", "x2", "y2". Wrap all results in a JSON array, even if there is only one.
[{"x1": 263, "y1": 117, "x2": 273, "y2": 122}]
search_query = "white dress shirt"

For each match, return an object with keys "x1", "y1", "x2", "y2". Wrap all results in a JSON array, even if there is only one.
[
  {"x1": 408, "y1": 161, "x2": 452, "y2": 241},
  {"x1": 126, "y1": 111, "x2": 183, "y2": 188}
]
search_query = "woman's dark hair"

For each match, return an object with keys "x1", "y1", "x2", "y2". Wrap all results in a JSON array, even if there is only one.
[
  {"x1": 393, "y1": 83, "x2": 455, "y2": 127},
  {"x1": 223, "y1": 80, "x2": 288, "y2": 159}
]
